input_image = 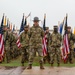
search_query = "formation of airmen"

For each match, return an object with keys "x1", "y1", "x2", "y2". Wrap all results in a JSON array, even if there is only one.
[{"x1": 2, "y1": 16, "x2": 75, "y2": 69}]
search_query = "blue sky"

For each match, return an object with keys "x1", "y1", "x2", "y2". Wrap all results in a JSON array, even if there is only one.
[{"x1": 0, "y1": 0, "x2": 75, "y2": 30}]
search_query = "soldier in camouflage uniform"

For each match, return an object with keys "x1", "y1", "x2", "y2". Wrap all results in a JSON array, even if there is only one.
[
  {"x1": 67, "y1": 26, "x2": 75, "y2": 63},
  {"x1": 3, "y1": 26, "x2": 13, "y2": 63},
  {"x1": 49, "y1": 26, "x2": 62, "y2": 67},
  {"x1": 7, "y1": 27, "x2": 15, "y2": 60},
  {"x1": 20, "y1": 25, "x2": 29, "y2": 66},
  {"x1": 11, "y1": 31, "x2": 18, "y2": 59},
  {"x1": 43, "y1": 27, "x2": 51, "y2": 64},
  {"x1": 27, "y1": 17, "x2": 45, "y2": 69}
]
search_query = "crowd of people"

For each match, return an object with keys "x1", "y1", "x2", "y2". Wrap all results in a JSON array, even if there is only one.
[{"x1": 1, "y1": 16, "x2": 75, "y2": 69}]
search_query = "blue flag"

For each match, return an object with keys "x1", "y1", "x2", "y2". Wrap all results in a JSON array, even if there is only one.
[
  {"x1": 59, "y1": 22, "x2": 64, "y2": 34},
  {"x1": 43, "y1": 14, "x2": 46, "y2": 31},
  {"x1": 24, "y1": 18, "x2": 27, "y2": 27},
  {"x1": 64, "y1": 14, "x2": 68, "y2": 33},
  {"x1": 1, "y1": 14, "x2": 4, "y2": 28},
  {"x1": 19, "y1": 14, "x2": 24, "y2": 33}
]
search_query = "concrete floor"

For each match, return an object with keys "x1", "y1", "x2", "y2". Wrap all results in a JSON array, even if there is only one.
[{"x1": 0, "y1": 66, "x2": 75, "y2": 75}]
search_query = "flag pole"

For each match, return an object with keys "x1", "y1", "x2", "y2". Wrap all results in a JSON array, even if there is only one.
[
  {"x1": 58, "y1": 21, "x2": 60, "y2": 27},
  {"x1": 30, "y1": 12, "x2": 31, "y2": 27}
]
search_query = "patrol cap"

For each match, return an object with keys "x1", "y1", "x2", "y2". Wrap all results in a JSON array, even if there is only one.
[
  {"x1": 24, "y1": 25, "x2": 29, "y2": 28},
  {"x1": 67, "y1": 26, "x2": 71, "y2": 29},
  {"x1": 33, "y1": 17, "x2": 40, "y2": 22},
  {"x1": 53, "y1": 25, "x2": 58, "y2": 28}
]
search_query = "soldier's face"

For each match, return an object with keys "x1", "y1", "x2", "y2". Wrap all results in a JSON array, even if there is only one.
[
  {"x1": 54, "y1": 28, "x2": 58, "y2": 33},
  {"x1": 34, "y1": 21, "x2": 39, "y2": 26},
  {"x1": 24, "y1": 28, "x2": 28, "y2": 31},
  {"x1": 67, "y1": 29, "x2": 71, "y2": 32},
  {"x1": 3, "y1": 27, "x2": 7, "y2": 31},
  {"x1": 46, "y1": 29, "x2": 49, "y2": 33}
]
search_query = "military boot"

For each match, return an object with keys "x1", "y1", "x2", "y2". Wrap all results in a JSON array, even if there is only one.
[
  {"x1": 40, "y1": 63, "x2": 44, "y2": 69},
  {"x1": 27, "y1": 64, "x2": 32, "y2": 69},
  {"x1": 39, "y1": 60, "x2": 44, "y2": 69}
]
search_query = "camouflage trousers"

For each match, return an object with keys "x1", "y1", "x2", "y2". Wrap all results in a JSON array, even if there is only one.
[
  {"x1": 43, "y1": 52, "x2": 50, "y2": 64},
  {"x1": 5, "y1": 46, "x2": 10, "y2": 63},
  {"x1": 50, "y1": 47, "x2": 61, "y2": 64},
  {"x1": 11, "y1": 46, "x2": 17, "y2": 59},
  {"x1": 28, "y1": 48, "x2": 43, "y2": 64},
  {"x1": 67, "y1": 48, "x2": 74, "y2": 63},
  {"x1": 21, "y1": 47, "x2": 29, "y2": 63}
]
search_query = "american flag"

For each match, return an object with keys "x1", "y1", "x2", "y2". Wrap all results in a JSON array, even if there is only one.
[
  {"x1": 16, "y1": 14, "x2": 27, "y2": 48},
  {"x1": 0, "y1": 14, "x2": 4, "y2": 61},
  {"x1": 62, "y1": 34, "x2": 69, "y2": 61},
  {"x1": 42, "y1": 14, "x2": 47, "y2": 56},
  {"x1": 42, "y1": 34, "x2": 47, "y2": 56},
  {"x1": 61, "y1": 14, "x2": 70, "y2": 61},
  {"x1": 0, "y1": 27, "x2": 4, "y2": 56}
]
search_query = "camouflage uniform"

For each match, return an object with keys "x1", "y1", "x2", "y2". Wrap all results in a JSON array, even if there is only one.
[
  {"x1": 28, "y1": 25, "x2": 44, "y2": 64},
  {"x1": 20, "y1": 26, "x2": 29, "y2": 66},
  {"x1": 3, "y1": 29, "x2": 13, "y2": 63},
  {"x1": 67, "y1": 27, "x2": 75, "y2": 63},
  {"x1": 11, "y1": 32, "x2": 18, "y2": 59},
  {"x1": 27, "y1": 17, "x2": 44, "y2": 69},
  {"x1": 49, "y1": 26, "x2": 62, "y2": 66}
]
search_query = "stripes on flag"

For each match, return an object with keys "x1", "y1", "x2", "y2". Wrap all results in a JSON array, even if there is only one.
[
  {"x1": 16, "y1": 38, "x2": 21, "y2": 48},
  {"x1": 42, "y1": 35, "x2": 47, "y2": 56},
  {"x1": 0, "y1": 14, "x2": 4, "y2": 62},
  {"x1": 42, "y1": 14, "x2": 47, "y2": 56},
  {"x1": 0, "y1": 30, "x2": 4, "y2": 56},
  {"x1": 61, "y1": 34, "x2": 69, "y2": 60},
  {"x1": 16, "y1": 14, "x2": 25, "y2": 48},
  {"x1": 61, "y1": 14, "x2": 70, "y2": 62}
]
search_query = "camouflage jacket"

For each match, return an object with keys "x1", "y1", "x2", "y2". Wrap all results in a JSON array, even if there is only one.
[
  {"x1": 29, "y1": 25, "x2": 44, "y2": 48},
  {"x1": 45, "y1": 32, "x2": 51, "y2": 47},
  {"x1": 20, "y1": 31, "x2": 29, "y2": 47},
  {"x1": 50, "y1": 32, "x2": 62, "y2": 47},
  {"x1": 11, "y1": 33, "x2": 18, "y2": 46},
  {"x1": 3, "y1": 31, "x2": 14, "y2": 46},
  {"x1": 67, "y1": 32, "x2": 75, "y2": 47}
]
